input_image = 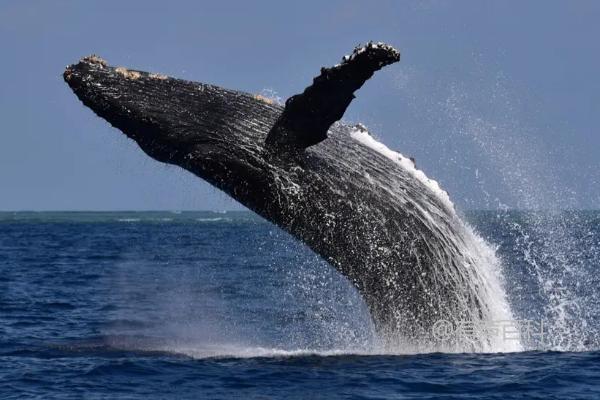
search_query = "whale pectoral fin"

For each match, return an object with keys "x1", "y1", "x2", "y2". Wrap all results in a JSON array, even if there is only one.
[{"x1": 265, "y1": 42, "x2": 400, "y2": 152}]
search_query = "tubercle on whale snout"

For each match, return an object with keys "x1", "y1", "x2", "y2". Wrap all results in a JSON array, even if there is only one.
[{"x1": 64, "y1": 56, "x2": 168, "y2": 91}]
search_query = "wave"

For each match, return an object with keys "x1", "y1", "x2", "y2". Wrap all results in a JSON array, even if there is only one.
[{"x1": 59, "y1": 333, "x2": 531, "y2": 361}]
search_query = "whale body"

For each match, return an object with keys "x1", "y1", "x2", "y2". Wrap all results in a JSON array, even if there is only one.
[{"x1": 63, "y1": 44, "x2": 513, "y2": 351}]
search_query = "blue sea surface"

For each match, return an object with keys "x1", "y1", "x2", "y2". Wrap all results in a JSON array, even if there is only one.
[{"x1": 1, "y1": 211, "x2": 599, "y2": 399}]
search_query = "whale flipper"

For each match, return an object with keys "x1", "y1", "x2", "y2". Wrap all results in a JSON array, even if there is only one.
[{"x1": 265, "y1": 42, "x2": 400, "y2": 151}]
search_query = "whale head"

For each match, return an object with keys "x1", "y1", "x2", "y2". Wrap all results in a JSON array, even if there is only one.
[
  {"x1": 63, "y1": 55, "x2": 286, "y2": 210},
  {"x1": 63, "y1": 44, "x2": 400, "y2": 220}
]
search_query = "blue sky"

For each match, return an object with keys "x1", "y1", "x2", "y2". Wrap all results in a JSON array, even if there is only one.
[{"x1": 1, "y1": 0, "x2": 598, "y2": 210}]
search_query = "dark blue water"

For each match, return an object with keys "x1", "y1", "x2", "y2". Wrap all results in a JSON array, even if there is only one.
[{"x1": 1, "y1": 211, "x2": 599, "y2": 399}]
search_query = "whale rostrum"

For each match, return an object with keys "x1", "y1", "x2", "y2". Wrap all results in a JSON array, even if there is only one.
[{"x1": 64, "y1": 43, "x2": 511, "y2": 351}]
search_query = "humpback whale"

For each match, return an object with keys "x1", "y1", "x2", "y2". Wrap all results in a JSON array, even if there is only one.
[{"x1": 63, "y1": 43, "x2": 515, "y2": 351}]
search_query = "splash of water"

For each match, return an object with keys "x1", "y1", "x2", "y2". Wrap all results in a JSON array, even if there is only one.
[
  {"x1": 100, "y1": 113, "x2": 530, "y2": 357},
  {"x1": 441, "y1": 79, "x2": 594, "y2": 351},
  {"x1": 350, "y1": 127, "x2": 521, "y2": 353}
]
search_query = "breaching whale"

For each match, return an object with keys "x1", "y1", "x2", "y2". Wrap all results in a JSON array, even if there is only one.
[{"x1": 63, "y1": 43, "x2": 515, "y2": 351}]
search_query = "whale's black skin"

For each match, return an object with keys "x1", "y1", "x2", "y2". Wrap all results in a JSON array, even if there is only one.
[{"x1": 63, "y1": 46, "x2": 488, "y2": 347}]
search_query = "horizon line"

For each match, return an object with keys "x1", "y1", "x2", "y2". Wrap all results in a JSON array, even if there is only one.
[{"x1": 1, "y1": 209, "x2": 599, "y2": 213}]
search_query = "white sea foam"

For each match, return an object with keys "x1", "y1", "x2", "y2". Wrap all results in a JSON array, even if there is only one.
[
  {"x1": 104, "y1": 337, "x2": 518, "y2": 360},
  {"x1": 157, "y1": 344, "x2": 375, "y2": 359},
  {"x1": 196, "y1": 217, "x2": 228, "y2": 222}
]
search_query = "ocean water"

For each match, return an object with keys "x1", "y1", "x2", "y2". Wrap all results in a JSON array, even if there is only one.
[{"x1": 1, "y1": 211, "x2": 599, "y2": 399}]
